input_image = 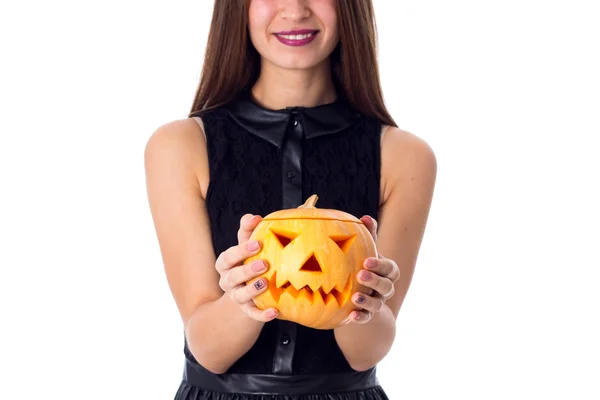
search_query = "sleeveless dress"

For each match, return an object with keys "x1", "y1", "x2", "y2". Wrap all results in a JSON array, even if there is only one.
[{"x1": 176, "y1": 91, "x2": 388, "y2": 400}]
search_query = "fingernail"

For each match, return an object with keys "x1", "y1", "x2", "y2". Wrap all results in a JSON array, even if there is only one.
[
  {"x1": 359, "y1": 270, "x2": 372, "y2": 281},
  {"x1": 252, "y1": 260, "x2": 266, "y2": 272},
  {"x1": 365, "y1": 258, "x2": 377, "y2": 268},
  {"x1": 267, "y1": 309, "x2": 278, "y2": 318},
  {"x1": 356, "y1": 294, "x2": 366, "y2": 304},
  {"x1": 253, "y1": 279, "x2": 265, "y2": 290},
  {"x1": 247, "y1": 240, "x2": 260, "y2": 251},
  {"x1": 353, "y1": 312, "x2": 361, "y2": 320}
]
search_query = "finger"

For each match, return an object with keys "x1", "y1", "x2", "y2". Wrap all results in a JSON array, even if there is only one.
[
  {"x1": 241, "y1": 302, "x2": 279, "y2": 322},
  {"x1": 238, "y1": 214, "x2": 262, "y2": 244},
  {"x1": 358, "y1": 270, "x2": 395, "y2": 299},
  {"x1": 215, "y1": 239, "x2": 262, "y2": 273},
  {"x1": 360, "y1": 215, "x2": 378, "y2": 242},
  {"x1": 231, "y1": 277, "x2": 269, "y2": 304},
  {"x1": 226, "y1": 260, "x2": 269, "y2": 288},
  {"x1": 352, "y1": 292, "x2": 385, "y2": 314},
  {"x1": 337, "y1": 315, "x2": 353, "y2": 326},
  {"x1": 219, "y1": 260, "x2": 268, "y2": 292},
  {"x1": 364, "y1": 257, "x2": 400, "y2": 282},
  {"x1": 347, "y1": 309, "x2": 373, "y2": 324}
]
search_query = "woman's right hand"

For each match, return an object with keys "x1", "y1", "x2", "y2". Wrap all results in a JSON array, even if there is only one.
[{"x1": 215, "y1": 213, "x2": 279, "y2": 322}]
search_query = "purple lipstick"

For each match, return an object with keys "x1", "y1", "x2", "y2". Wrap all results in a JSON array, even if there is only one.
[{"x1": 274, "y1": 29, "x2": 319, "y2": 47}]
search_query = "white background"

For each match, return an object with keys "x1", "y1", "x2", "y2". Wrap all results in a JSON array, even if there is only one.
[{"x1": 1, "y1": 0, "x2": 599, "y2": 399}]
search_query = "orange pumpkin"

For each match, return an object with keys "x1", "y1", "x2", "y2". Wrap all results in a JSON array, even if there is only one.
[{"x1": 244, "y1": 194, "x2": 377, "y2": 329}]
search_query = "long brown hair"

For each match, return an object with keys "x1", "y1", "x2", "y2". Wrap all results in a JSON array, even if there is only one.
[{"x1": 189, "y1": 0, "x2": 396, "y2": 127}]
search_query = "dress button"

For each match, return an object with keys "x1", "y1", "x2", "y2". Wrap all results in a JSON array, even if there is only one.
[
  {"x1": 293, "y1": 119, "x2": 298, "y2": 126},
  {"x1": 281, "y1": 334, "x2": 290, "y2": 345},
  {"x1": 286, "y1": 170, "x2": 296, "y2": 179}
]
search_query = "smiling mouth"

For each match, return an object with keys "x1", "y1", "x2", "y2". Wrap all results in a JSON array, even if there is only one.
[
  {"x1": 273, "y1": 30, "x2": 320, "y2": 46},
  {"x1": 275, "y1": 31, "x2": 318, "y2": 40}
]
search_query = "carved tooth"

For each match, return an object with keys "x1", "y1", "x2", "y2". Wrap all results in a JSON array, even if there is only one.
[
  {"x1": 279, "y1": 289, "x2": 297, "y2": 316},
  {"x1": 312, "y1": 290, "x2": 325, "y2": 307},
  {"x1": 276, "y1": 270, "x2": 289, "y2": 289},
  {"x1": 326, "y1": 293, "x2": 341, "y2": 314},
  {"x1": 307, "y1": 281, "x2": 321, "y2": 293},
  {"x1": 297, "y1": 287, "x2": 313, "y2": 303},
  {"x1": 284, "y1": 284, "x2": 300, "y2": 298},
  {"x1": 320, "y1": 278, "x2": 335, "y2": 295},
  {"x1": 311, "y1": 290, "x2": 326, "y2": 326},
  {"x1": 333, "y1": 276, "x2": 352, "y2": 305},
  {"x1": 324, "y1": 292, "x2": 339, "y2": 307},
  {"x1": 288, "y1": 274, "x2": 309, "y2": 294},
  {"x1": 332, "y1": 289, "x2": 346, "y2": 306},
  {"x1": 290, "y1": 281, "x2": 304, "y2": 293},
  {"x1": 334, "y1": 275, "x2": 350, "y2": 293}
]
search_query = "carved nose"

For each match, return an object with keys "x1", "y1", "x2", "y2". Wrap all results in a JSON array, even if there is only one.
[{"x1": 300, "y1": 253, "x2": 322, "y2": 272}]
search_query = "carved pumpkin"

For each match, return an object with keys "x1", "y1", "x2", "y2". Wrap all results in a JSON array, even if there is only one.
[{"x1": 244, "y1": 194, "x2": 377, "y2": 329}]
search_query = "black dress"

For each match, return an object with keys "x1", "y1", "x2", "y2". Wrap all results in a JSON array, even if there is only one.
[{"x1": 175, "y1": 91, "x2": 388, "y2": 399}]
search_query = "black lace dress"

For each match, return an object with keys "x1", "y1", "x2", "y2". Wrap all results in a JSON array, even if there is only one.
[{"x1": 175, "y1": 91, "x2": 388, "y2": 400}]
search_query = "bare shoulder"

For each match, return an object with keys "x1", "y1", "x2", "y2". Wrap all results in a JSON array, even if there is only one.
[
  {"x1": 144, "y1": 117, "x2": 209, "y2": 198},
  {"x1": 144, "y1": 118, "x2": 207, "y2": 165},
  {"x1": 381, "y1": 125, "x2": 437, "y2": 172},
  {"x1": 380, "y1": 125, "x2": 437, "y2": 204}
]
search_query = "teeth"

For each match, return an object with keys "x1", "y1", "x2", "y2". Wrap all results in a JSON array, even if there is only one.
[
  {"x1": 276, "y1": 276, "x2": 351, "y2": 307},
  {"x1": 279, "y1": 32, "x2": 314, "y2": 40}
]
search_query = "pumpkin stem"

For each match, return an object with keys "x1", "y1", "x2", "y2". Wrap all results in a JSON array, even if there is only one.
[{"x1": 299, "y1": 194, "x2": 319, "y2": 208}]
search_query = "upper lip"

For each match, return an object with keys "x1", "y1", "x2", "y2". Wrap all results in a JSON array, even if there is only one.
[{"x1": 275, "y1": 29, "x2": 319, "y2": 35}]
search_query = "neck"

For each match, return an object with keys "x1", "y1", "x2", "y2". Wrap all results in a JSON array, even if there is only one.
[{"x1": 251, "y1": 59, "x2": 338, "y2": 110}]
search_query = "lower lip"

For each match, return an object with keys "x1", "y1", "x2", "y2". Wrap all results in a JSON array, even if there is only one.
[{"x1": 275, "y1": 32, "x2": 319, "y2": 47}]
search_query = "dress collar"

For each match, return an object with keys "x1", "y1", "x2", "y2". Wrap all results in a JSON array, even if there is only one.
[{"x1": 224, "y1": 91, "x2": 360, "y2": 148}]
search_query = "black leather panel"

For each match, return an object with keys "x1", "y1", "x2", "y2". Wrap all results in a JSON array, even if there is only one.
[
  {"x1": 183, "y1": 357, "x2": 380, "y2": 395},
  {"x1": 281, "y1": 109, "x2": 303, "y2": 210}
]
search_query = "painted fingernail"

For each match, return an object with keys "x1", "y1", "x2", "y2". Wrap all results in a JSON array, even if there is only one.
[
  {"x1": 253, "y1": 279, "x2": 265, "y2": 290},
  {"x1": 356, "y1": 294, "x2": 366, "y2": 304},
  {"x1": 359, "y1": 270, "x2": 372, "y2": 281},
  {"x1": 247, "y1": 240, "x2": 260, "y2": 251},
  {"x1": 365, "y1": 258, "x2": 377, "y2": 268},
  {"x1": 252, "y1": 260, "x2": 266, "y2": 272}
]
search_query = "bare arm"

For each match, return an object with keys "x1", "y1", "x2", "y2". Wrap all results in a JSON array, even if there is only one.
[
  {"x1": 334, "y1": 127, "x2": 438, "y2": 371},
  {"x1": 144, "y1": 119, "x2": 274, "y2": 374}
]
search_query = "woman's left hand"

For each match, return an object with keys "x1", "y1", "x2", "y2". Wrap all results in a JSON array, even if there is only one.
[{"x1": 342, "y1": 216, "x2": 401, "y2": 324}]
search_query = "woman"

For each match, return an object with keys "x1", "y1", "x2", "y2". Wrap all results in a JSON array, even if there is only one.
[{"x1": 145, "y1": 0, "x2": 437, "y2": 399}]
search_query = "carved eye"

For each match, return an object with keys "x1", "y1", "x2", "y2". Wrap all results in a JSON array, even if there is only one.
[
  {"x1": 270, "y1": 228, "x2": 299, "y2": 248},
  {"x1": 329, "y1": 234, "x2": 356, "y2": 253}
]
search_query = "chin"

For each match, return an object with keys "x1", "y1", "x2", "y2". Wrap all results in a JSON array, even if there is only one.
[
  {"x1": 277, "y1": 59, "x2": 323, "y2": 71},
  {"x1": 265, "y1": 53, "x2": 330, "y2": 72}
]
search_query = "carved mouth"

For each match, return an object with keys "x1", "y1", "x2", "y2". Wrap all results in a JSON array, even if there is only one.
[{"x1": 266, "y1": 270, "x2": 352, "y2": 307}]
